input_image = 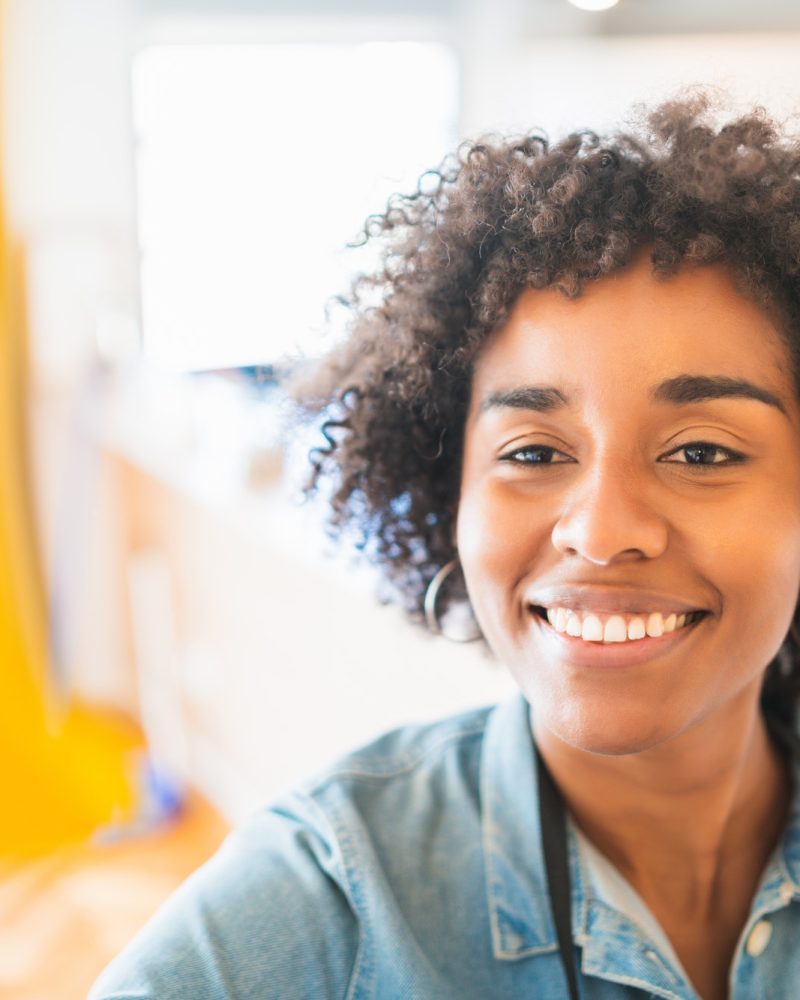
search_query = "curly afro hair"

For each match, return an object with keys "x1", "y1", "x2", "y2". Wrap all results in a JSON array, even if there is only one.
[{"x1": 294, "y1": 93, "x2": 800, "y2": 721}]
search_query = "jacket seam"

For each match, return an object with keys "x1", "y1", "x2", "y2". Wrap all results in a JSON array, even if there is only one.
[
  {"x1": 302, "y1": 721, "x2": 489, "y2": 795},
  {"x1": 291, "y1": 790, "x2": 372, "y2": 1000}
]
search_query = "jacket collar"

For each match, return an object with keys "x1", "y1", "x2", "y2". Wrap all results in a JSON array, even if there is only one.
[{"x1": 479, "y1": 694, "x2": 580, "y2": 959}]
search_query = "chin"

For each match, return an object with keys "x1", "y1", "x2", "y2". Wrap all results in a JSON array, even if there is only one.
[
  {"x1": 557, "y1": 729, "x2": 664, "y2": 758},
  {"x1": 539, "y1": 697, "x2": 674, "y2": 758}
]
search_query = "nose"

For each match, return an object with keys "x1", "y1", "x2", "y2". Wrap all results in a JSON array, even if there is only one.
[{"x1": 550, "y1": 460, "x2": 669, "y2": 565}]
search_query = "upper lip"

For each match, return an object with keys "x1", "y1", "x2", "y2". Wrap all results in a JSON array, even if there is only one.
[{"x1": 525, "y1": 585, "x2": 709, "y2": 616}]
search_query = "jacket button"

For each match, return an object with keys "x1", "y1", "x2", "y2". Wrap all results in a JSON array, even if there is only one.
[{"x1": 745, "y1": 920, "x2": 772, "y2": 957}]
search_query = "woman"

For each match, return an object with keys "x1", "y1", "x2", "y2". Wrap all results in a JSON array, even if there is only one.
[{"x1": 92, "y1": 96, "x2": 800, "y2": 1000}]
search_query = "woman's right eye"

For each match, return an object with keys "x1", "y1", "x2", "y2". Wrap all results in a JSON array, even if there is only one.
[{"x1": 499, "y1": 444, "x2": 574, "y2": 465}]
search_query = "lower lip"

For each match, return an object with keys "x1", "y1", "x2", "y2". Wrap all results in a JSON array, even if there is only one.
[{"x1": 532, "y1": 613, "x2": 705, "y2": 668}]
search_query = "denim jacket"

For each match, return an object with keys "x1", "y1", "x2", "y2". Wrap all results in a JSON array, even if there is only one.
[{"x1": 90, "y1": 695, "x2": 800, "y2": 999}]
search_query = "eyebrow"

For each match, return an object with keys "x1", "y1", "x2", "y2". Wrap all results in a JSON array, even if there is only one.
[
  {"x1": 477, "y1": 385, "x2": 569, "y2": 414},
  {"x1": 478, "y1": 374, "x2": 787, "y2": 416},
  {"x1": 652, "y1": 375, "x2": 786, "y2": 414}
]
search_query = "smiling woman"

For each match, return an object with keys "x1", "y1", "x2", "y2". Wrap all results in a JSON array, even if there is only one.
[{"x1": 92, "y1": 96, "x2": 800, "y2": 1000}]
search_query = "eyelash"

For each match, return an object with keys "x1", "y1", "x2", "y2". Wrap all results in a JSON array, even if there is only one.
[
  {"x1": 660, "y1": 442, "x2": 747, "y2": 466},
  {"x1": 499, "y1": 445, "x2": 572, "y2": 466},
  {"x1": 499, "y1": 441, "x2": 747, "y2": 467}
]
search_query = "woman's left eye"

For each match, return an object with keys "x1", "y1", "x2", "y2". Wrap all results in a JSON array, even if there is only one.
[{"x1": 660, "y1": 442, "x2": 746, "y2": 466}]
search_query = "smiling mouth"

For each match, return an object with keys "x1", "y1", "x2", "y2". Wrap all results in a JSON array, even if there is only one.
[{"x1": 529, "y1": 605, "x2": 709, "y2": 644}]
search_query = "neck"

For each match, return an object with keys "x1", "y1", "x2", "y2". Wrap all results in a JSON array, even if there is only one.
[{"x1": 533, "y1": 684, "x2": 790, "y2": 921}]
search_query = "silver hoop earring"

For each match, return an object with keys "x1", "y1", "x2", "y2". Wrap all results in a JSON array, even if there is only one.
[{"x1": 423, "y1": 558, "x2": 482, "y2": 643}]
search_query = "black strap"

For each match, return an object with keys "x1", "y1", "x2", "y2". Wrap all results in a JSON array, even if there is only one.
[{"x1": 536, "y1": 746, "x2": 580, "y2": 1000}]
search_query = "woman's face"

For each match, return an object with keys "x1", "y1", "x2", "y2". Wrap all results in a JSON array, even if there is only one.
[{"x1": 457, "y1": 256, "x2": 800, "y2": 755}]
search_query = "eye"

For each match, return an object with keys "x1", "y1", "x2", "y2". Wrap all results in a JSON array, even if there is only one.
[
  {"x1": 659, "y1": 441, "x2": 746, "y2": 466},
  {"x1": 499, "y1": 444, "x2": 574, "y2": 465}
]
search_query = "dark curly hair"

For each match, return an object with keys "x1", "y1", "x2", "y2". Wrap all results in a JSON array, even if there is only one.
[{"x1": 294, "y1": 93, "x2": 800, "y2": 722}]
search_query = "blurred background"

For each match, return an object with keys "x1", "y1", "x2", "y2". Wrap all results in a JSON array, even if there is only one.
[{"x1": 2, "y1": 0, "x2": 800, "y2": 996}]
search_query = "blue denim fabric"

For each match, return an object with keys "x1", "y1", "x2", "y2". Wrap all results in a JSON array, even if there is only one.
[{"x1": 90, "y1": 695, "x2": 800, "y2": 999}]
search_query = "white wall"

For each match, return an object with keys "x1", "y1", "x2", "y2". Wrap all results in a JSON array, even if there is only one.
[
  {"x1": 463, "y1": 32, "x2": 800, "y2": 139},
  {"x1": 3, "y1": 0, "x2": 140, "y2": 380}
]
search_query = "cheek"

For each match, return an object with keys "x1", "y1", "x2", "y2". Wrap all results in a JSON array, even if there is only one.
[
  {"x1": 725, "y1": 528, "x2": 800, "y2": 654},
  {"x1": 456, "y1": 484, "x2": 551, "y2": 638},
  {"x1": 688, "y1": 492, "x2": 800, "y2": 680}
]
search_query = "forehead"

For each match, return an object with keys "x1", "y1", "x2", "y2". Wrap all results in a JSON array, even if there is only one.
[{"x1": 470, "y1": 258, "x2": 795, "y2": 411}]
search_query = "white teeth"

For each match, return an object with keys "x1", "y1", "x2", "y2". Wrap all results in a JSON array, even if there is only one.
[
  {"x1": 646, "y1": 612, "x2": 664, "y2": 638},
  {"x1": 581, "y1": 614, "x2": 604, "y2": 642},
  {"x1": 540, "y1": 606, "x2": 697, "y2": 643},
  {"x1": 566, "y1": 613, "x2": 583, "y2": 637},
  {"x1": 603, "y1": 616, "x2": 627, "y2": 643},
  {"x1": 627, "y1": 617, "x2": 646, "y2": 640}
]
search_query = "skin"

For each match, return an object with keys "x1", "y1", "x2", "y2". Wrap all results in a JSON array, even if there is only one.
[{"x1": 456, "y1": 256, "x2": 800, "y2": 1000}]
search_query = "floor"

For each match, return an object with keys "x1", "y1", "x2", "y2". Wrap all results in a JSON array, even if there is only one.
[{"x1": 0, "y1": 794, "x2": 229, "y2": 1000}]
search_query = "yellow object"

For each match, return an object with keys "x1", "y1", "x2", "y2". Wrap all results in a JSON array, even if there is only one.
[
  {"x1": 0, "y1": 220, "x2": 140, "y2": 860},
  {"x1": 0, "y1": 6, "x2": 138, "y2": 858}
]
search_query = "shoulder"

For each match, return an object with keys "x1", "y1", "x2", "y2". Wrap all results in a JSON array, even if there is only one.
[
  {"x1": 88, "y1": 798, "x2": 357, "y2": 1000},
  {"x1": 89, "y1": 703, "x2": 497, "y2": 1000},
  {"x1": 303, "y1": 702, "x2": 492, "y2": 793}
]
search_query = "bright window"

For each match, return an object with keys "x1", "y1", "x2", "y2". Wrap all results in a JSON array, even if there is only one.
[{"x1": 132, "y1": 42, "x2": 459, "y2": 371}]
